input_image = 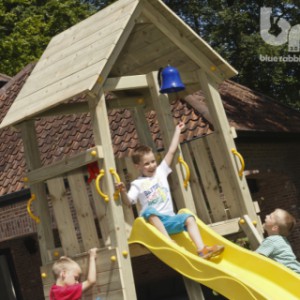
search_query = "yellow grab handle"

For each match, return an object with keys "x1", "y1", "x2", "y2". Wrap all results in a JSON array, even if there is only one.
[
  {"x1": 109, "y1": 168, "x2": 121, "y2": 200},
  {"x1": 27, "y1": 194, "x2": 40, "y2": 223},
  {"x1": 231, "y1": 148, "x2": 245, "y2": 178},
  {"x1": 178, "y1": 156, "x2": 190, "y2": 189},
  {"x1": 95, "y1": 169, "x2": 109, "y2": 202}
]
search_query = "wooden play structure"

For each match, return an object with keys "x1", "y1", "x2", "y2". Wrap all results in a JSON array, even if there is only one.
[{"x1": 0, "y1": 0, "x2": 266, "y2": 299}]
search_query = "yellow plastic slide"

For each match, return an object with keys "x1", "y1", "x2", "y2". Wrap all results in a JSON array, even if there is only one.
[{"x1": 128, "y1": 209, "x2": 300, "y2": 300}]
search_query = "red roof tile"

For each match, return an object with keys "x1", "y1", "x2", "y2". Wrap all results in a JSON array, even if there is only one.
[{"x1": 0, "y1": 63, "x2": 300, "y2": 197}]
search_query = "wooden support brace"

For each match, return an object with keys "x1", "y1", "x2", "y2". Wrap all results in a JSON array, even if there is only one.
[
  {"x1": 27, "y1": 146, "x2": 103, "y2": 184},
  {"x1": 239, "y1": 214, "x2": 263, "y2": 250}
]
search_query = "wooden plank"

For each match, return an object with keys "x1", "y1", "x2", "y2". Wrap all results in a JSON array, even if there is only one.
[
  {"x1": 43, "y1": 0, "x2": 138, "y2": 51},
  {"x1": 131, "y1": 106, "x2": 156, "y2": 149},
  {"x1": 19, "y1": 121, "x2": 55, "y2": 264},
  {"x1": 181, "y1": 143, "x2": 211, "y2": 223},
  {"x1": 183, "y1": 277, "x2": 205, "y2": 300},
  {"x1": 1, "y1": 71, "x2": 98, "y2": 129},
  {"x1": 37, "y1": 102, "x2": 89, "y2": 117},
  {"x1": 209, "y1": 218, "x2": 241, "y2": 236},
  {"x1": 89, "y1": 91, "x2": 137, "y2": 299},
  {"x1": 27, "y1": 146, "x2": 103, "y2": 184},
  {"x1": 89, "y1": 176, "x2": 111, "y2": 246},
  {"x1": 239, "y1": 215, "x2": 263, "y2": 250},
  {"x1": 104, "y1": 75, "x2": 148, "y2": 91},
  {"x1": 205, "y1": 133, "x2": 241, "y2": 218},
  {"x1": 197, "y1": 70, "x2": 263, "y2": 234},
  {"x1": 20, "y1": 41, "x2": 116, "y2": 100},
  {"x1": 189, "y1": 138, "x2": 226, "y2": 221},
  {"x1": 115, "y1": 158, "x2": 136, "y2": 236},
  {"x1": 47, "y1": 177, "x2": 81, "y2": 256},
  {"x1": 35, "y1": 12, "x2": 134, "y2": 71},
  {"x1": 146, "y1": 71, "x2": 196, "y2": 213},
  {"x1": 67, "y1": 171, "x2": 100, "y2": 251},
  {"x1": 122, "y1": 156, "x2": 142, "y2": 213},
  {"x1": 89, "y1": 1, "x2": 144, "y2": 97}
]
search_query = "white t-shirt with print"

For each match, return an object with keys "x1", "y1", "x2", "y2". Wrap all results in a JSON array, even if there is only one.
[{"x1": 127, "y1": 159, "x2": 175, "y2": 216}]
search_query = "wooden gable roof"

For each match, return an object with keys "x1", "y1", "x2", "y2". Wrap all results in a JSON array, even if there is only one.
[{"x1": 0, "y1": 0, "x2": 237, "y2": 129}]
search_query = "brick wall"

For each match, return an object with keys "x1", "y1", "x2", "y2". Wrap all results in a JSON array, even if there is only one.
[{"x1": 0, "y1": 234, "x2": 44, "y2": 300}]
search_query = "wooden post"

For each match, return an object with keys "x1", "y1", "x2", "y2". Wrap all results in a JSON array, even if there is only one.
[
  {"x1": 88, "y1": 91, "x2": 137, "y2": 300},
  {"x1": 197, "y1": 70, "x2": 263, "y2": 234},
  {"x1": 19, "y1": 120, "x2": 55, "y2": 264}
]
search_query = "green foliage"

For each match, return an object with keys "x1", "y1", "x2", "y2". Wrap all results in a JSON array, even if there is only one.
[
  {"x1": 0, "y1": 0, "x2": 299, "y2": 109},
  {"x1": 164, "y1": 0, "x2": 300, "y2": 110},
  {"x1": 0, "y1": 0, "x2": 97, "y2": 76}
]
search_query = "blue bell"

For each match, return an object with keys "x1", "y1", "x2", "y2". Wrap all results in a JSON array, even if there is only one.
[{"x1": 158, "y1": 65, "x2": 185, "y2": 94}]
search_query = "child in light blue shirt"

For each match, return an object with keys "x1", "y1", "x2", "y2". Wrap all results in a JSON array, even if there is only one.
[{"x1": 256, "y1": 208, "x2": 300, "y2": 274}]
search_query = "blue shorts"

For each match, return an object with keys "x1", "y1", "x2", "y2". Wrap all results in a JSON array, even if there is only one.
[{"x1": 141, "y1": 207, "x2": 193, "y2": 235}]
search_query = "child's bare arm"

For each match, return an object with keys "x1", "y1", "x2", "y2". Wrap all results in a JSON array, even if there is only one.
[
  {"x1": 115, "y1": 182, "x2": 132, "y2": 207},
  {"x1": 82, "y1": 248, "x2": 98, "y2": 291},
  {"x1": 164, "y1": 121, "x2": 185, "y2": 166}
]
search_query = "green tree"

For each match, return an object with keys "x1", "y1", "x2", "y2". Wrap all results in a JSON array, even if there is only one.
[
  {"x1": 0, "y1": 0, "x2": 98, "y2": 76},
  {"x1": 164, "y1": 0, "x2": 300, "y2": 109}
]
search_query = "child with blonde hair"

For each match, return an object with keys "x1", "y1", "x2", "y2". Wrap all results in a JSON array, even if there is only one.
[
  {"x1": 256, "y1": 209, "x2": 300, "y2": 274},
  {"x1": 50, "y1": 248, "x2": 98, "y2": 300}
]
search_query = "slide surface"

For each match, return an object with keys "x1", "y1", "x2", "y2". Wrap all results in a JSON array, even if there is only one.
[{"x1": 128, "y1": 209, "x2": 300, "y2": 300}]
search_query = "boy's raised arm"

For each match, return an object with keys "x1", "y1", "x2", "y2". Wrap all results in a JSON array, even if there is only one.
[
  {"x1": 116, "y1": 182, "x2": 132, "y2": 207},
  {"x1": 82, "y1": 248, "x2": 98, "y2": 291},
  {"x1": 164, "y1": 121, "x2": 185, "y2": 166}
]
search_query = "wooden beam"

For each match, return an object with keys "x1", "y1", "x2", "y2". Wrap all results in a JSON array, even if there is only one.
[
  {"x1": 209, "y1": 217, "x2": 241, "y2": 236},
  {"x1": 181, "y1": 143, "x2": 211, "y2": 224},
  {"x1": 106, "y1": 96, "x2": 148, "y2": 110},
  {"x1": 37, "y1": 102, "x2": 89, "y2": 117},
  {"x1": 104, "y1": 75, "x2": 148, "y2": 91},
  {"x1": 239, "y1": 215, "x2": 263, "y2": 250},
  {"x1": 68, "y1": 171, "x2": 100, "y2": 251},
  {"x1": 47, "y1": 177, "x2": 81, "y2": 256},
  {"x1": 27, "y1": 146, "x2": 103, "y2": 184},
  {"x1": 88, "y1": 90, "x2": 137, "y2": 299},
  {"x1": 19, "y1": 121, "x2": 55, "y2": 264},
  {"x1": 103, "y1": 72, "x2": 198, "y2": 92},
  {"x1": 197, "y1": 70, "x2": 263, "y2": 234}
]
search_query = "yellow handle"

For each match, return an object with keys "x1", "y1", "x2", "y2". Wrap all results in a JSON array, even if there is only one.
[
  {"x1": 231, "y1": 148, "x2": 245, "y2": 178},
  {"x1": 109, "y1": 168, "x2": 121, "y2": 200},
  {"x1": 27, "y1": 194, "x2": 40, "y2": 223},
  {"x1": 178, "y1": 156, "x2": 190, "y2": 189},
  {"x1": 95, "y1": 169, "x2": 109, "y2": 202}
]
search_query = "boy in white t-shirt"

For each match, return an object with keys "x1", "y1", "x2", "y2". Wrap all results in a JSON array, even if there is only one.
[{"x1": 117, "y1": 121, "x2": 224, "y2": 259}]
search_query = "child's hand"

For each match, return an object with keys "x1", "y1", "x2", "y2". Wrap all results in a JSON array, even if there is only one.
[
  {"x1": 115, "y1": 182, "x2": 127, "y2": 192},
  {"x1": 176, "y1": 121, "x2": 185, "y2": 132},
  {"x1": 89, "y1": 248, "x2": 98, "y2": 258}
]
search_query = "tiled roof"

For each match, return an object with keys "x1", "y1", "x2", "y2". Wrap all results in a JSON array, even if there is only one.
[{"x1": 0, "y1": 63, "x2": 300, "y2": 197}]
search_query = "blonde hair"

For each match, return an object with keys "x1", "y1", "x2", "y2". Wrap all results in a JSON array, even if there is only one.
[
  {"x1": 132, "y1": 145, "x2": 153, "y2": 164},
  {"x1": 274, "y1": 209, "x2": 296, "y2": 237},
  {"x1": 52, "y1": 256, "x2": 81, "y2": 279}
]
